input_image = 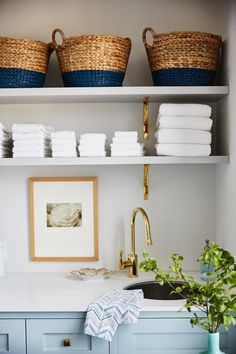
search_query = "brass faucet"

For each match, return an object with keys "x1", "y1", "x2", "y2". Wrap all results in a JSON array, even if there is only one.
[{"x1": 119, "y1": 207, "x2": 152, "y2": 278}]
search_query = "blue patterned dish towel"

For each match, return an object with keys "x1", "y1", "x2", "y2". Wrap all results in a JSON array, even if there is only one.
[{"x1": 84, "y1": 288, "x2": 143, "y2": 341}]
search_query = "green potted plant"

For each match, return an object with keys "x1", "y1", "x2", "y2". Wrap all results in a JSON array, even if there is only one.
[{"x1": 139, "y1": 242, "x2": 236, "y2": 354}]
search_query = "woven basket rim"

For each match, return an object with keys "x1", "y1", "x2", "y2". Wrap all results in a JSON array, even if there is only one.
[
  {"x1": 63, "y1": 33, "x2": 131, "y2": 41},
  {"x1": 154, "y1": 30, "x2": 222, "y2": 39},
  {"x1": 0, "y1": 36, "x2": 50, "y2": 46}
]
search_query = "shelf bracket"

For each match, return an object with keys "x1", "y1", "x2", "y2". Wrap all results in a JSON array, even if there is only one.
[
  {"x1": 144, "y1": 164, "x2": 149, "y2": 200},
  {"x1": 143, "y1": 96, "x2": 149, "y2": 140}
]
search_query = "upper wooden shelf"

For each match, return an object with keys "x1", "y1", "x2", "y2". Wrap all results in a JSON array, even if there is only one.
[{"x1": 0, "y1": 86, "x2": 229, "y2": 104}]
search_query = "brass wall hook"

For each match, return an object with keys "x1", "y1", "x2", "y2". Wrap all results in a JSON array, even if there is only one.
[
  {"x1": 143, "y1": 96, "x2": 149, "y2": 140},
  {"x1": 144, "y1": 164, "x2": 149, "y2": 200}
]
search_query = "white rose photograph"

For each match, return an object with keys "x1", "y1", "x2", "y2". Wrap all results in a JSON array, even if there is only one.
[{"x1": 47, "y1": 203, "x2": 82, "y2": 228}]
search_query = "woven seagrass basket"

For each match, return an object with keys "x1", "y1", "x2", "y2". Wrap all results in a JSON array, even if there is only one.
[
  {"x1": 0, "y1": 36, "x2": 52, "y2": 88},
  {"x1": 142, "y1": 28, "x2": 222, "y2": 86},
  {"x1": 52, "y1": 28, "x2": 132, "y2": 87}
]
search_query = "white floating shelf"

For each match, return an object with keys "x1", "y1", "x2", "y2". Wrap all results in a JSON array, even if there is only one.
[
  {"x1": 0, "y1": 86, "x2": 229, "y2": 104},
  {"x1": 0, "y1": 156, "x2": 229, "y2": 166}
]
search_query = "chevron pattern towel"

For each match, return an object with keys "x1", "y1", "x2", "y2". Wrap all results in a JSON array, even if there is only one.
[{"x1": 84, "y1": 288, "x2": 143, "y2": 341}]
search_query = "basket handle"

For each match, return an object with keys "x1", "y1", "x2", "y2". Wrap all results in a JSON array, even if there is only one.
[
  {"x1": 142, "y1": 27, "x2": 157, "y2": 49},
  {"x1": 52, "y1": 28, "x2": 67, "y2": 50}
]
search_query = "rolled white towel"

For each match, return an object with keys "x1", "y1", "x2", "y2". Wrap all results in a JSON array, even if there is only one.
[
  {"x1": 155, "y1": 129, "x2": 212, "y2": 145},
  {"x1": 159, "y1": 104, "x2": 212, "y2": 118},
  {"x1": 12, "y1": 124, "x2": 54, "y2": 134},
  {"x1": 157, "y1": 116, "x2": 213, "y2": 131},
  {"x1": 114, "y1": 131, "x2": 138, "y2": 138},
  {"x1": 155, "y1": 144, "x2": 211, "y2": 157}
]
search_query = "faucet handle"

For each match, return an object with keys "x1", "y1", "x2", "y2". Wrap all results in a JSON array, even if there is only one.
[{"x1": 119, "y1": 250, "x2": 125, "y2": 269}]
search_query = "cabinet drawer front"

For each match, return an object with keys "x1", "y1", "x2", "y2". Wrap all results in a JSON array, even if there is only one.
[
  {"x1": 0, "y1": 319, "x2": 26, "y2": 354},
  {"x1": 27, "y1": 319, "x2": 109, "y2": 354},
  {"x1": 118, "y1": 318, "x2": 229, "y2": 354}
]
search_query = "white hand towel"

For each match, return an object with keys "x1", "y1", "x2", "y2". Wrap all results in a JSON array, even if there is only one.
[
  {"x1": 157, "y1": 116, "x2": 213, "y2": 131},
  {"x1": 13, "y1": 146, "x2": 51, "y2": 153},
  {"x1": 111, "y1": 143, "x2": 143, "y2": 149},
  {"x1": 78, "y1": 147, "x2": 105, "y2": 153},
  {"x1": 155, "y1": 129, "x2": 212, "y2": 145},
  {"x1": 52, "y1": 151, "x2": 78, "y2": 157},
  {"x1": 79, "y1": 151, "x2": 106, "y2": 157},
  {"x1": 13, "y1": 139, "x2": 49, "y2": 147},
  {"x1": 112, "y1": 136, "x2": 138, "y2": 144},
  {"x1": 159, "y1": 104, "x2": 212, "y2": 118},
  {"x1": 80, "y1": 134, "x2": 106, "y2": 140},
  {"x1": 51, "y1": 131, "x2": 76, "y2": 139},
  {"x1": 12, "y1": 124, "x2": 54, "y2": 134},
  {"x1": 13, "y1": 132, "x2": 51, "y2": 140},
  {"x1": 155, "y1": 144, "x2": 211, "y2": 157},
  {"x1": 84, "y1": 289, "x2": 143, "y2": 342},
  {"x1": 114, "y1": 131, "x2": 138, "y2": 138},
  {"x1": 13, "y1": 151, "x2": 51, "y2": 158},
  {"x1": 79, "y1": 141, "x2": 106, "y2": 147},
  {"x1": 111, "y1": 151, "x2": 144, "y2": 157},
  {"x1": 52, "y1": 145, "x2": 77, "y2": 153}
]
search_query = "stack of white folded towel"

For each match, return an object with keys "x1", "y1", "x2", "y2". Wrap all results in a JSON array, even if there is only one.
[
  {"x1": 51, "y1": 131, "x2": 78, "y2": 157},
  {"x1": 12, "y1": 124, "x2": 54, "y2": 158},
  {"x1": 111, "y1": 131, "x2": 144, "y2": 156},
  {"x1": 78, "y1": 134, "x2": 107, "y2": 157},
  {"x1": 0, "y1": 123, "x2": 13, "y2": 158},
  {"x1": 155, "y1": 104, "x2": 213, "y2": 156}
]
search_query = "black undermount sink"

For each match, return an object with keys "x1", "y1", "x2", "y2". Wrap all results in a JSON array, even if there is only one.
[{"x1": 124, "y1": 281, "x2": 190, "y2": 300}]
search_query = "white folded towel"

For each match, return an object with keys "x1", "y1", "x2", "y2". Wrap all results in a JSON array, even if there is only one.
[
  {"x1": 13, "y1": 146, "x2": 51, "y2": 153},
  {"x1": 80, "y1": 134, "x2": 106, "y2": 140},
  {"x1": 157, "y1": 116, "x2": 213, "y2": 131},
  {"x1": 155, "y1": 129, "x2": 212, "y2": 145},
  {"x1": 79, "y1": 151, "x2": 106, "y2": 157},
  {"x1": 78, "y1": 147, "x2": 105, "y2": 153},
  {"x1": 13, "y1": 152, "x2": 51, "y2": 158},
  {"x1": 112, "y1": 136, "x2": 138, "y2": 144},
  {"x1": 12, "y1": 124, "x2": 54, "y2": 134},
  {"x1": 52, "y1": 145, "x2": 77, "y2": 153},
  {"x1": 156, "y1": 144, "x2": 211, "y2": 156},
  {"x1": 114, "y1": 131, "x2": 138, "y2": 138},
  {"x1": 13, "y1": 139, "x2": 50, "y2": 147},
  {"x1": 84, "y1": 289, "x2": 143, "y2": 342},
  {"x1": 111, "y1": 151, "x2": 144, "y2": 157},
  {"x1": 51, "y1": 131, "x2": 76, "y2": 139},
  {"x1": 52, "y1": 151, "x2": 78, "y2": 157},
  {"x1": 159, "y1": 104, "x2": 212, "y2": 118},
  {"x1": 13, "y1": 132, "x2": 51, "y2": 140},
  {"x1": 111, "y1": 143, "x2": 143, "y2": 149}
]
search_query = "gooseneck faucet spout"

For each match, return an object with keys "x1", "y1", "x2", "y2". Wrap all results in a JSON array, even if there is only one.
[{"x1": 120, "y1": 207, "x2": 152, "y2": 278}]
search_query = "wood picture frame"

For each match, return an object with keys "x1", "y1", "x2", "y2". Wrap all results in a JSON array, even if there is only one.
[{"x1": 29, "y1": 177, "x2": 98, "y2": 261}]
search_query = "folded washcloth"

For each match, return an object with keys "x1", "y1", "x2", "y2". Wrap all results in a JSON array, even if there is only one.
[
  {"x1": 13, "y1": 132, "x2": 51, "y2": 140},
  {"x1": 84, "y1": 289, "x2": 143, "y2": 341},
  {"x1": 79, "y1": 141, "x2": 106, "y2": 147},
  {"x1": 155, "y1": 129, "x2": 212, "y2": 145},
  {"x1": 13, "y1": 146, "x2": 51, "y2": 153},
  {"x1": 114, "y1": 131, "x2": 138, "y2": 138},
  {"x1": 13, "y1": 139, "x2": 50, "y2": 147},
  {"x1": 155, "y1": 144, "x2": 211, "y2": 156},
  {"x1": 52, "y1": 145, "x2": 77, "y2": 153},
  {"x1": 157, "y1": 116, "x2": 213, "y2": 131},
  {"x1": 112, "y1": 136, "x2": 138, "y2": 144},
  {"x1": 111, "y1": 143, "x2": 144, "y2": 149},
  {"x1": 79, "y1": 151, "x2": 106, "y2": 157},
  {"x1": 78, "y1": 147, "x2": 105, "y2": 153},
  {"x1": 159, "y1": 104, "x2": 212, "y2": 118},
  {"x1": 12, "y1": 124, "x2": 54, "y2": 134}
]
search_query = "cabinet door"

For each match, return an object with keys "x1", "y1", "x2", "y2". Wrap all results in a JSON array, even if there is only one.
[
  {"x1": 117, "y1": 318, "x2": 232, "y2": 354},
  {"x1": 26, "y1": 319, "x2": 109, "y2": 354},
  {"x1": 0, "y1": 319, "x2": 26, "y2": 354}
]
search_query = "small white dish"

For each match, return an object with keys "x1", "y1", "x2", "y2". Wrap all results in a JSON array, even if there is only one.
[{"x1": 70, "y1": 267, "x2": 115, "y2": 281}]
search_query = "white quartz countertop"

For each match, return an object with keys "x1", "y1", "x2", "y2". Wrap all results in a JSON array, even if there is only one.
[{"x1": 0, "y1": 272, "x2": 198, "y2": 313}]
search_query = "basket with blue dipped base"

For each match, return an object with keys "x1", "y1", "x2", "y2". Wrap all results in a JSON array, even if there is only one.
[
  {"x1": 52, "y1": 28, "x2": 131, "y2": 87},
  {"x1": 0, "y1": 36, "x2": 52, "y2": 88},
  {"x1": 142, "y1": 28, "x2": 222, "y2": 86}
]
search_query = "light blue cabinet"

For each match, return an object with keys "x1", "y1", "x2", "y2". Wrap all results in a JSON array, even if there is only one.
[
  {"x1": 0, "y1": 319, "x2": 26, "y2": 354},
  {"x1": 115, "y1": 314, "x2": 236, "y2": 354},
  {"x1": 26, "y1": 318, "x2": 109, "y2": 354},
  {"x1": 1, "y1": 312, "x2": 236, "y2": 354}
]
